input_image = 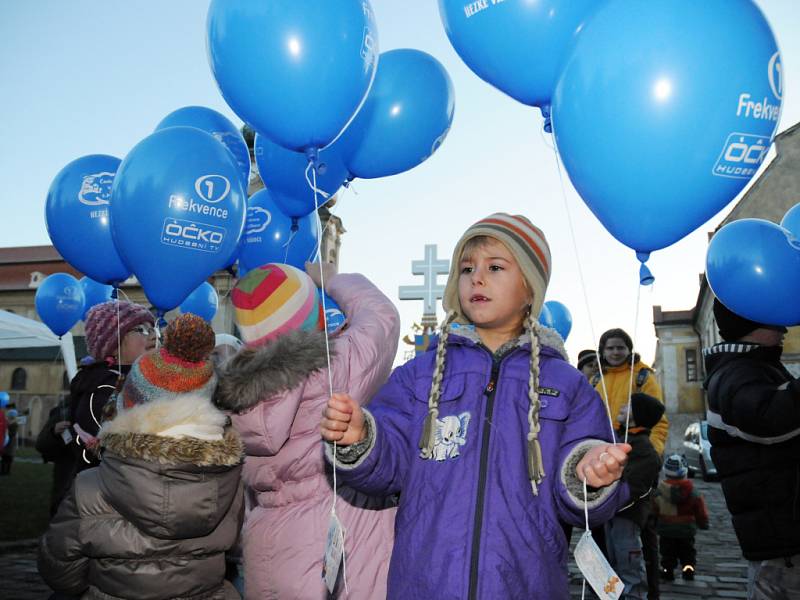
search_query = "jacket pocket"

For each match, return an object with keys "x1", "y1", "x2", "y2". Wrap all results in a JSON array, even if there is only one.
[{"x1": 412, "y1": 373, "x2": 466, "y2": 404}]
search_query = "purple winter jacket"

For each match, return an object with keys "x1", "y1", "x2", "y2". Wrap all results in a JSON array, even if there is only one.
[{"x1": 329, "y1": 326, "x2": 629, "y2": 599}]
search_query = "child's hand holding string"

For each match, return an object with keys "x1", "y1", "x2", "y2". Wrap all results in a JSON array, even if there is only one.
[
  {"x1": 321, "y1": 393, "x2": 367, "y2": 446},
  {"x1": 576, "y1": 443, "x2": 632, "y2": 488}
]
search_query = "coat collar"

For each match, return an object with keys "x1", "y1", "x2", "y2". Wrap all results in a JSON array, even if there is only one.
[{"x1": 98, "y1": 393, "x2": 243, "y2": 467}]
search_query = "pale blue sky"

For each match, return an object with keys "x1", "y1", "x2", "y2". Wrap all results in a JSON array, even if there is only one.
[{"x1": 2, "y1": 1, "x2": 799, "y2": 364}]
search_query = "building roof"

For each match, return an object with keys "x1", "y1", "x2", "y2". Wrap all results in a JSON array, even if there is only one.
[{"x1": 0, "y1": 246, "x2": 82, "y2": 291}]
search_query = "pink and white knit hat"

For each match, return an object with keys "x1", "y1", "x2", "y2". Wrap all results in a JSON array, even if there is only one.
[{"x1": 84, "y1": 300, "x2": 155, "y2": 360}]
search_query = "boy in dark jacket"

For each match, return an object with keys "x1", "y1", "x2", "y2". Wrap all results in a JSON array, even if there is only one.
[
  {"x1": 704, "y1": 297, "x2": 800, "y2": 598},
  {"x1": 605, "y1": 392, "x2": 665, "y2": 600},
  {"x1": 653, "y1": 454, "x2": 709, "y2": 581}
]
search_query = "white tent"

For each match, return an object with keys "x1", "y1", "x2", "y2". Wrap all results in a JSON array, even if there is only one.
[{"x1": 0, "y1": 310, "x2": 77, "y2": 379}]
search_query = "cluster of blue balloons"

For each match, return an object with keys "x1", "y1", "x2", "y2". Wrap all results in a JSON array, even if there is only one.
[
  {"x1": 36, "y1": 271, "x2": 222, "y2": 337},
  {"x1": 44, "y1": 2, "x2": 458, "y2": 317},
  {"x1": 207, "y1": 1, "x2": 456, "y2": 219},
  {"x1": 707, "y1": 203, "x2": 800, "y2": 326},
  {"x1": 44, "y1": 123, "x2": 246, "y2": 314},
  {"x1": 441, "y1": 0, "x2": 782, "y2": 279}
]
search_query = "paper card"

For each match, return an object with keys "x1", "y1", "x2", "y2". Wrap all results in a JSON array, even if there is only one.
[
  {"x1": 322, "y1": 512, "x2": 345, "y2": 594},
  {"x1": 60, "y1": 428, "x2": 73, "y2": 445},
  {"x1": 574, "y1": 531, "x2": 623, "y2": 600}
]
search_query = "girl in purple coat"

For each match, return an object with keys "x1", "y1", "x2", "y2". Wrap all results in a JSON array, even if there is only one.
[{"x1": 321, "y1": 213, "x2": 632, "y2": 599}]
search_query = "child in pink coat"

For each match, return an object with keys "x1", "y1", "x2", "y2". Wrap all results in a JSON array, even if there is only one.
[{"x1": 214, "y1": 262, "x2": 399, "y2": 599}]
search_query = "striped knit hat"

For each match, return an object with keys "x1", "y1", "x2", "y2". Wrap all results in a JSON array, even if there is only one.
[
  {"x1": 442, "y1": 213, "x2": 551, "y2": 320},
  {"x1": 231, "y1": 263, "x2": 322, "y2": 347},
  {"x1": 120, "y1": 314, "x2": 216, "y2": 408},
  {"x1": 85, "y1": 300, "x2": 155, "y2": 361},
  {"x1": 423, "y1": 213, "x2": 552, "y2": 496}
]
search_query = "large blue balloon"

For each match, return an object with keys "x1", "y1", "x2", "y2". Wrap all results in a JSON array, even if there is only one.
[
  {"x1": 254, "y1": 133, "x2": 347, "y2": 216},
  {"x1": 180, "y1": 281, "x2": 219, "y2": 322},
  {"x1": 207, "y1": 0, "x2": 379, "y2": 152},
  {"x1": 340, "y1": 49, "x2": 455, "y2": 180},
  {"x1": 79, "y1": 277, "x2": 113, "y2": 321},
  {"x1": 543, "y1": 300, "x2": 573, "y2": 341},
  {"x1": 706, "y1": 219, "x2": 800, "y2": 326},
  {"x1": 35, "y1": 273, "x2": 85, "y2": 337},
  {"x1": 438, "y1": 0, "x2": 598, "y2": 112},
  {"x1": 238, "y1": 189, "x2": 320, "y2": 274},
  {"x1": 155, "y1": 106, "x2": 250, "y2": 191},
  {"x1": 110, "y1": 127, "x2": 246, "y2": 312},
  {"x1": 45, "y1": 155, "x2": 131, "y2": 285},
  {"x1": 553, "y1": 0, "x2": 781, "y2": 255}
]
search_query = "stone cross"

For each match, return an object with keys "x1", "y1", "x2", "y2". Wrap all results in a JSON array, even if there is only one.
[{"x1": 398, "y1": 244, "x2": 450, "y2": 320}]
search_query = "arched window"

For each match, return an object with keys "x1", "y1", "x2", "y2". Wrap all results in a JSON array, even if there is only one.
[{"x1": 11, "y1": 367, "x2": 27, "y2": 390}]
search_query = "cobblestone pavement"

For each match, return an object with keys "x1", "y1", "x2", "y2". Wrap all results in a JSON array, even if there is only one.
[
  {"x1": 2, "y1": 478, "x2": 743, "y2": 599},
  {"x1": 568, "y1": 477, "x2": 747, "y2": 599}
]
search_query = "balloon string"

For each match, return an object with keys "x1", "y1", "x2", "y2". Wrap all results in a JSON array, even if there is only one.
[
  {"x1": 310, "y1": 157, "x2": 347, "y2": 595},
  {"x1": 304, "y1": 161, "x2": 331, "y2": 200},
  {"x1": 549, "y1": 141, "x2": 616, "y2": 442},
  {"x1": 625, "y1": 283, "x2": 643, "y2": 445}
]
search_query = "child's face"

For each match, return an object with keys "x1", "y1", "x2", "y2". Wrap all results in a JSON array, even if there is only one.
[
  {"x1": 603, "y1": 337, "x2": 630, "y2": 367},
  {"x1": 458, "y1": 238, "x2": 531, "y2": 335}
]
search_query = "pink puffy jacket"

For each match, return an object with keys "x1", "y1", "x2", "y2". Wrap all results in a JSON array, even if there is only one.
[{"x1": 214, "y1": 274, "x2": 399, "y2": 599}]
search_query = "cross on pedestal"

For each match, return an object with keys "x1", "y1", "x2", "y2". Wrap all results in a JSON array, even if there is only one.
[{"x1": 398, "y1": 244, "x2": 450, "y2": 331}]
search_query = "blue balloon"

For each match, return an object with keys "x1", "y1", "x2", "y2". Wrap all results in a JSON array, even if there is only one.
[
  {"x1": 319, "y1": 290, "x2": 347, "y2": 336},
  {"x1": 438, "y1": 0, "x2": 598, "y2": 112},
  {"x1": 543, "y1": 300, "x2": 572, "y2": 341},
  {"x1": 538, "y1": 304, "x2": 554, "y2": 329},
  {"x1": 110, "y1": 127, "x2": 246, "y2": 312},
  {"x1": 207, "y1": 0, "x2": 379, "y2": 152},
  {"x1": 35, "y1": 273, "x2": 85, "y2": 337},
  {"x1": 780, "y1": 202, "x2": 800, "y2": 237},
  {"x1": 180, "y1": 281, "x2": 219, "y2": 322},
  {"x1": 156, "y1": 106, "x2": 250, "y2": 191},
  {"x1": 238, "y1": 189, "x2": 320, "y2": 273},
  {"x1": 340, "y1": 49, "x2": 455, "y2": 179},
  {"x1": 706, "y1": 219, "x2": 800, "y2": 325},
  {"x1": 553, "y1": 0, "x2": 781, "y2": 255},
  {"x1": 45, "y1": 155, "x2": 131, "y2": 285},
  {"x1": 254, "y1": 133, "x2": 347, "y2": 216},
  {"x1": 0, "y1": 392, "x2": 8, "y2": 408},
  {"x1": 79, "y1": 277, "x2": 113, "y2": 321}
]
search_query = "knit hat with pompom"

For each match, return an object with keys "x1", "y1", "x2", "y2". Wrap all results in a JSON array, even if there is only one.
[{"x1": 119, "y1": 314, "x2": 216, "y2": 409}]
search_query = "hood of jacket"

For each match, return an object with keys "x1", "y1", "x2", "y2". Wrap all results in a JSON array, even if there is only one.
[
  {"x1": 213, "y1": 329, "x2": 330, "y2": 414},
  {"x1": 703, "y1": 341, "x2": 784, "y2": 386},
  {"x1": 434, "y1": 322, "x2": 569, "y2": 362},
  {"x1": 96, "y1": 393, "x2": 243, "y2": 540}
]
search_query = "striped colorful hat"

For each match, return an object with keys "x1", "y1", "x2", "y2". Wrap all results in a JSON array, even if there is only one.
[
  {"x1": 120, "y1": 314, "x2": 216, "y2": 408},
  {"x1": 443, "y1": 213, "x2": 552, "y2": 320},
  {"x1": 232, "y1": 263, "x2": 322, "y2": 346}
]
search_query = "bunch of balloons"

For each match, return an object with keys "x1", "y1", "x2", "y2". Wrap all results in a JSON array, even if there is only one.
[
  {"x1": 207, "y1": 1, "x2": 456, "y2": 219},
  {"x1": 440, "y1": 0, "x2": 783, "y2": 280},
  {"x1": 707, "y1": 202, "x2": 800, "y2": 326},
  {"x1": 44, "y1": 1, "x2": 458, "y2": 317}
]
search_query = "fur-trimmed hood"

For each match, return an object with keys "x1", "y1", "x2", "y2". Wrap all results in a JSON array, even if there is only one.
[
  {"x1": 213, "y1": 329, "x2": 331, "y2": 413},
  {"x1": 96, "y1": 394, "x2": 244, "y2": 540},
  {"x1": 442, "y1": 322, "x2": 569, "y2": 361}
]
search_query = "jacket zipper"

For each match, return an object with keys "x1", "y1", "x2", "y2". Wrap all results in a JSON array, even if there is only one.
[{"x1": 468, "y1": 357, "x2": 500, "y2": 600}]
